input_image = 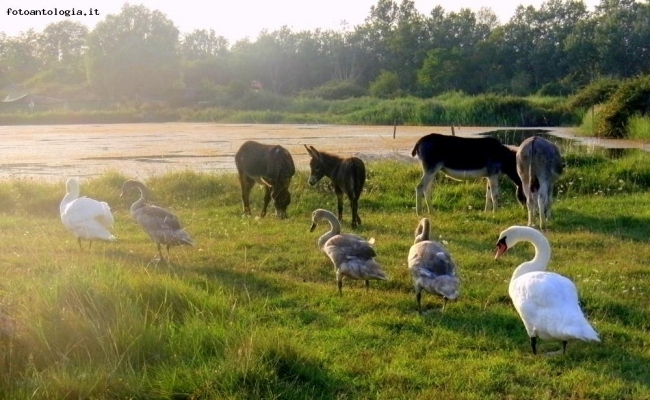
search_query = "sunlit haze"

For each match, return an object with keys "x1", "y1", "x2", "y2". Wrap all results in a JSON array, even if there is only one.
[{"x1": 3, "y1": 0, "x2": 600, "y2": 42}]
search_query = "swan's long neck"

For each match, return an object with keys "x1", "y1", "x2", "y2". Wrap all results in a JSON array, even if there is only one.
[
  {"x1": 511, "y1": 229, "x2": 551, "y2": 281},
  {"x1": 60, "y1": 180, "x2": 80, "y2": 214},
  {"x1": 130, "y1": 187, "x2": 146, "y2": 213},
  {"x1": 414, "y1": 219, "x2": 430, "y2": 243},
  {"x1": 317, "y1": 212, "x2": 341, "y2": 250}
]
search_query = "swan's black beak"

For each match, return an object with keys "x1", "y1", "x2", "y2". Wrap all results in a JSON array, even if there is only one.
[
  {"x1": 495, "y1": 237, "x2": 508, "y2": 259},
  {"x1": 309, "y1": 222, "x2": 317, "y2": 232}
]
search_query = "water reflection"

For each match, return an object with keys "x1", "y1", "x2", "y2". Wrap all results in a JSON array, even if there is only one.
[{"x1": 481, "y1": 130, "x2": 639, "y2": 159}]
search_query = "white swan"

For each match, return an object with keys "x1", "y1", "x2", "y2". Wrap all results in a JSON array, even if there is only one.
[
  {"x1": 408, "y1": 218, "x2": 459, "y2": 313},
  {"x1": 120, "y1": 180, "x2": 194, "y2": 263},
  {"x1": 60, "y1": 178, "x2": 116, "y2": 249},
  {"x1": 495, "y1": 225, "x2": 600, "y2": 355},
  {"x1": 310, "y1": 209, "x2": 387, "y2": 294}
]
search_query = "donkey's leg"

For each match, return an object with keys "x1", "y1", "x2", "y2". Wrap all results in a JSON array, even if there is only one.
[
  {"x1": 526, "y1": 193, "x2": 536, "y2": 226},
  {"x1": 416, "y1": 168, "x2": 437, "y2": 215},
  {"x1": 484, "y1": 180, "x2": 492, "y2": 212},
  {"x1": 546, "y1": 185, "x2": 553, "y2": 222},
  {"x1": 538, "y1": 182, "x2": 550, "y2": 229},
  {"x1": 486, "y1": 175, "x2": 499, "y2": 212},
  {"x1": 260, "y1": 184, "x2": 272, "y2": 218},
  {"x1": 350, "y1": 194, "x2": 361, "y2": 229},
  {"x1": 334, "y1": 185, "x2": 344, "y2": 222},
  {"x1": 239, "y1": 175, "x2": 255, "y2": 215},
  {"x1": 545, "y1": 181, "x2": 555, "y2": 223},
  {"x1": 520, "y1": 177, "x2": 535, "y2": 226}
]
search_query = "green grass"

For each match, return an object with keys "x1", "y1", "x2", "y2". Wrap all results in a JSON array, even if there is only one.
[
  {"x1": 578, "y1": 107, "x2": 650, "y2": 141},
  {"x1": 628, "y1": 114, "x2": 650, "y2": 140},
  {"x1": 1, "y1": 150, "x2": 649, "y2": 398},
  {"x1": 0, "y1": 92, "x2": 579, "y2": 127}
]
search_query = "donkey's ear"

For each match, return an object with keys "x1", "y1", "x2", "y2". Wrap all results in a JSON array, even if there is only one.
[
  {"x1": 309, "y1": 146, "x2": 320, "y2": 159},
  {"x1": 304, "y1": 144, "x2": 313, "y2": 157}
]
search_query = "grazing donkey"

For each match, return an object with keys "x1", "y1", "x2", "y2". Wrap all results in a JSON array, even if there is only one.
[
  {"x1": 411, "y1": 133, "x2": 526, "y2": 214},
  {"x1": 304, "y1": 145, "x2": 366, "y2": 228},
  {"x1": 235, "y1": 140, "x2": 296, "y2": 219},
  {"x1": 516, "y1": 136, "x2": 564, "y2": 229}
]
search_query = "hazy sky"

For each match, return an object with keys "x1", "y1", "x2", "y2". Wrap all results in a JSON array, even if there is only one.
[{"x1": 3, "y1": 0, "x2": 600, "y2": 42}]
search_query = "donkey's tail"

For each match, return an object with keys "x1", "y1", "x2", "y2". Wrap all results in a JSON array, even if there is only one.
[
  {"x1": 528, "y1": 137, "x2": 540, "y2": 193},
  {"x1": 411, "y1": 137, "x2": 423, "y2": 157}
]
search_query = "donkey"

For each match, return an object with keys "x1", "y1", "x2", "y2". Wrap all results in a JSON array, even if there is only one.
[
  {"x1": 412, "y1": 133, "x2": 526, "y2": 214},
  {"x1": 304, "y1": 145, "x2": 366, "y2": 228},
  {"x1": 235, "y1": 140, "x2": 296, "y2": 219},
  {"x1": 516, "y1": 136, "x2": 564, "y2": 229}
]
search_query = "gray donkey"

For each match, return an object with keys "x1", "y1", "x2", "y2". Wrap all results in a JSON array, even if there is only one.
[{"x1": 516, "y1": 136, "x2": 564, "y2": 229}]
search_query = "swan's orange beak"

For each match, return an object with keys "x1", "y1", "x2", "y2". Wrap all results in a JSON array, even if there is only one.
[{"x1": 495, "y1": 238, "x2": 508, "y2": 259}]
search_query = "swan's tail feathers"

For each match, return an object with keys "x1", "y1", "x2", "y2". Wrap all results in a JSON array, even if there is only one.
[
  {"x1": 180, "y1": 237, "x2": 195, "y2": 246},
  {"x1": 577, "y1": 324, "x2": 601, "y2": 342},
  {"x1": 433, "y1": 275, "x2": 460, "y2": 300},
  {"x1": 175, "y1": 230, "x2": 194, "y2": 246},
  {"x1": 562, "y1": 318, "x2": 600, "y2": 343},
  {"x1": 367, "y1": 260, "x2": 388, "y2": 281}
]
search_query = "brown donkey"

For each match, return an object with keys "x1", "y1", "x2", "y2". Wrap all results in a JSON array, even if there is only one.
[
  {"x1": 304, "y1": 145, "x2": 366, "y2": 228},
  {"x1": 235, "y1": 141, "x2": 296, "y2": 219}
]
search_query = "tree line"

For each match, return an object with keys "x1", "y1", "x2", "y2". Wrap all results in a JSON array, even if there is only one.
[{"x1": 1, "y1": 0, "x2": 649, "y2": 105}]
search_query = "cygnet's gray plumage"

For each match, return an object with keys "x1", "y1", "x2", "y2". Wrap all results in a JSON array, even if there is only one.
[
  {"x1": 120, "y1": 180, "x2": 194, "y2": 262},
  {"x1": 408, "y1": 218, "x2": 459, "y2": 313},
  {"x1": 310, "y1": 209, "x2": 387, "y2": 294}
]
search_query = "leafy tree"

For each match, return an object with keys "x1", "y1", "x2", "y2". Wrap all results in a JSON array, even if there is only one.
[
  {"x1": 181, "y1": 29, "x2": 229, "y2": 60},
  {"x1": 85, "y1": 4, "x2": 180, "y2": 99},
  {"x1": 593, "y1": 0, "x2": 650, "y2": 78},
  {"x1": 387, "y1": 0, "x2": 428, "y2": 93},
  {"x1": 40, "y1": 21, "x2": 88, "y2": 66},
  {"x1": 229, "y1": 28, "x2": 298, "y2": 95},
  {"x1": 25, "y1": 21, "x2": 90, "y2": 92},
  {"x1": 530, "y1": 0, "x2": 588, "y2": 86},
  {"x1": 563, "y1": 17, "x2": 599, "y2": 87},
  {"x1": 0, "y1": 30, "x2": 43, "y2": 85},
  {"x1": 180, "y1": 29, "x2": 231, "y2": 94},
  {"x1": 417, "y1": 48, "x2": 462, "y2": 95},
  {"x1": 369, "y1": 70, "x2": 400, "y2": 98}
]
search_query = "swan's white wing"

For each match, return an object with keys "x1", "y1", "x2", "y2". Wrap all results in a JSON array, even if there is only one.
[
  {"x1": 62, "y1": 197, "x2": 114, "y2": 228},
  {"x1": 511, "y1": 272, "x2": 599, "y2": 341}
]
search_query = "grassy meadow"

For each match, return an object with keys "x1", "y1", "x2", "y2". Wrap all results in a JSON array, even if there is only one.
[{"x1": 0, "y1": 149, "x2": 649, "y2": 399}]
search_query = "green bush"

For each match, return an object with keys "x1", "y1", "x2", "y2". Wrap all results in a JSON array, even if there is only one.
[
  {"x1": 369, "y1": 71, "x2": 401, "y2": 99},
  {"x1": 567, "y1": 78, "x2": 620, "y2": 111},
  {"x1": 595, "y1": 75, "x2": 650, "y2": 138},
  {"x1": 301, "y1": 80, "x2": 367, "y2": 100},
  {"x1": 536, "y1": 81, "x2": 573, "y2": 97}
]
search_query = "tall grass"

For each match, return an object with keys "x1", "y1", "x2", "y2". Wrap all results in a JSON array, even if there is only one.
[
  {"x1": 627, "y1": 114, "x2": 650, "y2": 140},
  {"x1": 0, "y1": 148, "x2": 649, "y2": 398},
  {"x1": 576, "y1": 107, "x2": 650, "y2": 140},
  {"x1": 0, "y1": 93, "x2": 580, "y2": 127}
]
